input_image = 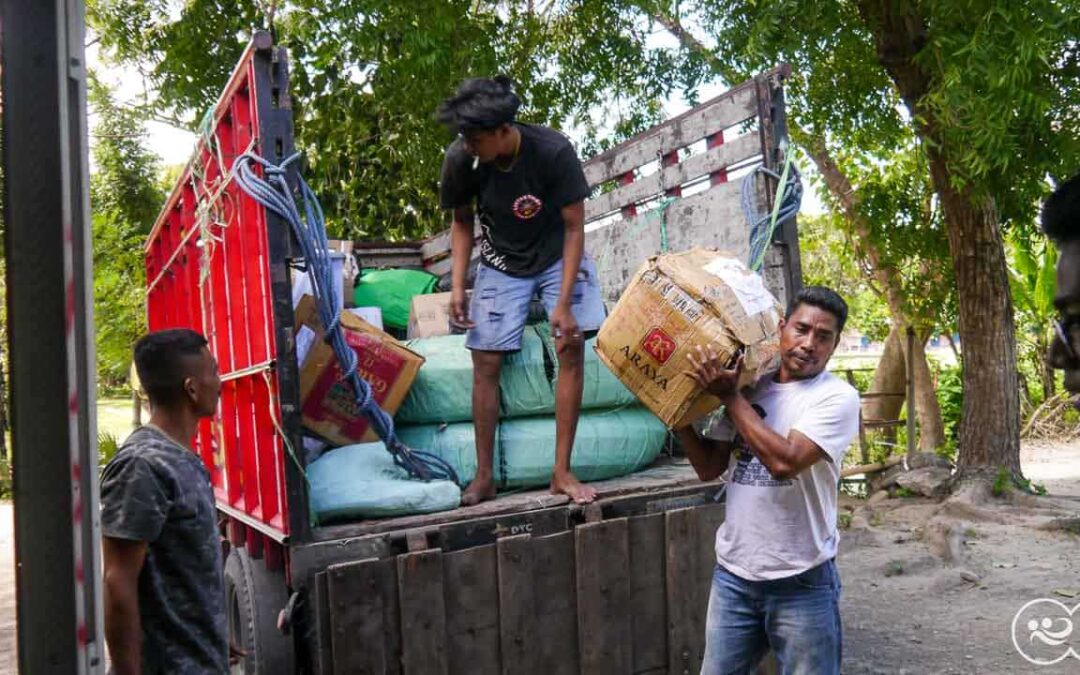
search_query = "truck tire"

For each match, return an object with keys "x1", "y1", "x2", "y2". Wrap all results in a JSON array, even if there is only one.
[{"x1": 224, "y1": 547, "x2": 295, "y2": 674}]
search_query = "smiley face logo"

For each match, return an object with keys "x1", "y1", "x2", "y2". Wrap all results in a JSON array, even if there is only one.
[
  {"x1": 1011, "y1": 598, "x2": 1080, "y2": 665},
  {"x1": 512, "y1": 194, "x2": 543, "y2": 220}
]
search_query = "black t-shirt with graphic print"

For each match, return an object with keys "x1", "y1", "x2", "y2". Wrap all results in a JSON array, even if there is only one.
[{"x1": 439, "y1": 123, "x2": 591, "y2": 278}]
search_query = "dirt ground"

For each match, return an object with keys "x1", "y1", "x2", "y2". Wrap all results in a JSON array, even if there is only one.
[
  {"x1": 840, "y1": 440, "x2": 1080, "y2": 674},
  {"x1": 1, "y1": 442, "x2": 1079, "y2": 673}
]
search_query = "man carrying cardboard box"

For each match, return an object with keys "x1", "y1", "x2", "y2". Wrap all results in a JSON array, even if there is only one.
[
  {"x1": 437, "y1": 76, "x2": 606, "y2": 505},
  {"x1": 676, "y1": 286, "x2": 859, "y2": 675}
]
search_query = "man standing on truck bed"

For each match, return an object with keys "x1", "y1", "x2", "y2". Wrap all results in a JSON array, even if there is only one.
[
  {"x1": 100, "y1": 329, "x2": 228, "y2": 674},
  {"x1": 676, "y1": 287, "x2": 859, "y2": 675},
  {"x1": 438, "y1": 76, "x2": 606, "y2": 505}
]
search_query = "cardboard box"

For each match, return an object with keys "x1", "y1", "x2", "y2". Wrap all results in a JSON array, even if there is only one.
[
  {"x1": 295, "y1": 295, "x2": 425, "y2": 446},
  {"x1": 595, "y1": 248, "x2": 782, "y2": 429},
  {"x1": 407, "y1": 291, "x2": 470, "y2": 339}
]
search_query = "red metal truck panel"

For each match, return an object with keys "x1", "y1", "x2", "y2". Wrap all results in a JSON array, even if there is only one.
[{"x1": 144, "y1": 40, "x2": 291, "y2": 540}]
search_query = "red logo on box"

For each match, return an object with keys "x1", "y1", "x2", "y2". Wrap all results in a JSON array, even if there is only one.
[{"x1": 641, "y1": 327, "x2": 677, "y2": 364}]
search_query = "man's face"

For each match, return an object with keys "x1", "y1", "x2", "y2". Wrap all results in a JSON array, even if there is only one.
[
  {"x1": 777, "y1": 303, "x2": 840, "y2": 381},
  {"x1": 1049, "y1": 239, "x2": 1080, "y2": 400},
  {"x1": 184, "y1": 346, "x2": 222, "y2": 418},
  {"x1": 460, "y1": 125, "x2": 513, "y2": 164}
]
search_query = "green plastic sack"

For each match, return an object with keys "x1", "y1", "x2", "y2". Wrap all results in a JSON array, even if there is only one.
[
  {"x1": 397, "y1": 331, "x2": 554, "y2": 424},
  {"x1": 397, "y1": 407, "x2": 668, "y2": 489},
  {"x1": 307, "y1": 442, "x2": 461, "y2": 521},
  {"x1": 352, "y1": 268, "x2": 439, "y2": 330},
  {"x1": 533, "y1": 326, "x2": 638, "y2": 411},
  {"x1": 397, "y1": 325, "x2": 635, "y2": 424}
]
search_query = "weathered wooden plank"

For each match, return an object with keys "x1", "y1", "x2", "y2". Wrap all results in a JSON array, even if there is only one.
[
  {"x1": 586, "y1": 177, "x2": 769, "y2": 303},
  {"x1": 628, "y1": 513, "x2": 668, "y2": 673},
  {"x1": 584, "y1": 85, "x2": 759, "y2": 186},
  {"x1": 444, "y1": 545, "x2": 500, "y2": 675},
  {"x1": 575, "y1": 519, "x2": 632, "y2": 675},
  {"x1": 695, "y1": 502, "x2": 727, "y2": 644},
  {"x1": 585, "y1": 133, "x2": 761, "y2": 220},
  {"x1": 397, "y1": 549, "x2": 449, "y2": 675},
  {"x1": 496, "y1": 534, "x2": 535, "y2": 675},
  {"x1": 312, "y1": 571, "x2": 334, "y2": 675},
  {"x1": 379, "y1": 558, "x2": 404, "y2": 675},
  {"x1": 666, "y1": 507, "x2": 704, "y2": 675},
  {"x1": 327, "y1": 558, "x2": 387, "y2": 675},
  {"x1": 531, "y1": 531, "x2": 579, "y2": 675}
]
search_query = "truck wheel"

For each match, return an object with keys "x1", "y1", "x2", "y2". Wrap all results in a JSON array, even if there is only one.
[{"x1": 224, "y1": 547, "x2": 295, "y2": 674}]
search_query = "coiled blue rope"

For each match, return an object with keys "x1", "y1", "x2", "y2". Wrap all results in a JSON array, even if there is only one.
[
  {"x1": 232, "y1": 151, "x2": 460, "y2": 485},
  {"x1": 742, "y1": 149, "x2": 802, "y2": 272}
]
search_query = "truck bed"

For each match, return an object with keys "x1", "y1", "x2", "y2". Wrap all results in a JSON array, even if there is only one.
[{"x1": 311, "y1": 455, "x2": 719, "y2": 541}]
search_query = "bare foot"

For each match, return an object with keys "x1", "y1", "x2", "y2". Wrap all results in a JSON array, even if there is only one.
[
  {"x1": 461, "y1": 475, "x2": 497, "y2": 506},
  {"x1": 551, "y1": 470, "x2": 597, "y2": 504}
]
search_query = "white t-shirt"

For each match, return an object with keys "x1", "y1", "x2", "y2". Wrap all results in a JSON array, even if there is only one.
[{"x1": 696, "y1": 370, "x2": 860, "y2": 581}]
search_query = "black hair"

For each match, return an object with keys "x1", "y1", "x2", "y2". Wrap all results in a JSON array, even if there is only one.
[
  {"x1": 134, "y1": 329, "x2": 209, "y2": 407},
  {"x1": 786, "y1": 286, "x2": 848, "y2": 333},
  {"x1": 437, "y1": 76, "x2": 522, "y2": 132},
  {"x1": 1042, "y1": 173, "x2": 1080, "y2": 242}
]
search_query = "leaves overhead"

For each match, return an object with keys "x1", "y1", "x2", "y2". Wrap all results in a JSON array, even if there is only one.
[{"x1": 87, "y1": 0, "x2": 707, "y2": 240}]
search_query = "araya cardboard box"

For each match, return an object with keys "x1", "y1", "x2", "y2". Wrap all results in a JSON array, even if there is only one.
[
  {"x1": 407, "y1": 291, "x2": 470, "y2": 340},
  {"x1": 295, "y1": 295, "x2": 425, "y2": 446},
  {"x1": 595, "y1": 248, "x2": 782, "y2": 429}
]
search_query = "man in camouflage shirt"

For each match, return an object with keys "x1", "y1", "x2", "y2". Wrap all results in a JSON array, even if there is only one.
[{"x1": 101, "y1": 329, "x2": 227, "y2": 674}]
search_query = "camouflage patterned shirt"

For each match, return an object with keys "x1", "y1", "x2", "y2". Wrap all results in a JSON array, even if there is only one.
[{"x1": 101, "y1": 425, "x2": 227, "y2": 674}]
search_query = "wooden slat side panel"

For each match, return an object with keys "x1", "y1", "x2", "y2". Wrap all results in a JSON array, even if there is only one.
[
  {"x1": 586, "y1": 178, "x2": 764, "y2": 303},
  {"x1": 497, "y1": 534, "x2": 536, "y2": 675},
  {"x1": 575, "y1": 519, "x2": 632, "y2": 675},
  {"x1": 666, "y1": 507, "x2": 704, "y2": 674},
  {"x1": 583, "y1": 86, "x2": 759, "y2": 186},
  {"x1": 380, "y1": 558, "x2": 404, "y2": 675},
  {"x1": 628, "y1": 513, "x2": 667, "y2": 673},
  {"x1": 312, "y1": 571, "x2": 334, "y2": 675},
  {"x1": 444, "y1": 545, "x2": 501, "y2": 675},
  {"x1": 397, "y1": 549, "x2": 449, "y2": 675},
  {"x1": 585, "y1": 133, "x2": 761, "y2": 221},
  {"x1": 531, "y1": 532, "x2": 579, "y2": 675},
  {"x1": 327, "y1": 559, "x2": 387, "y2": 675}
]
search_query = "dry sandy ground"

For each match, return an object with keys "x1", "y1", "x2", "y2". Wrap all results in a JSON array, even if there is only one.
[
  {"x1": 1, "y1": 442, "x2": 1079, "y2": 674},
  {"x1": 841, "y1": 441, "x2": 1080, "y2": 674}
]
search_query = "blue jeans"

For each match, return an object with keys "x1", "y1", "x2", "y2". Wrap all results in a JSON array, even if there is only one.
[
  {"x1": 465, "y1": 256, "x2": 607, "y2": 351},
  {"x1": 702, "y1": 560, "x2": 842, "y2": 675}
]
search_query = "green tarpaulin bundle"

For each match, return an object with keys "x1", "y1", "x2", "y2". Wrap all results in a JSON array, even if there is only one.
[
  {"x1": 396, "y1": 325, "x2": 637, "y2": 424},
  {"x1": 307, "y1": 441, "x2": 462, "y2": 521},
  {"x1": 396, "y1": 407, "x2": 667, "y2": 489}
]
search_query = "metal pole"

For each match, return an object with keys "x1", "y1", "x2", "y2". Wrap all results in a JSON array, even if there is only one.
[
  {"x1": 1, "y1": 1, "x2": 104, "y2": 672},
  {"x1": 906, "y1": 326, "x2": 917, "y2": 460}
]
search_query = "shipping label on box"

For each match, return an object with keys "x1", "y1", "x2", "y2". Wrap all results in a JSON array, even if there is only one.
[
  {"x1": 296, "y1": 295, "x2": 424, "y2": 446},
  {"x1": 596, "y1": 248, "x2": 781, "y2": 429}
]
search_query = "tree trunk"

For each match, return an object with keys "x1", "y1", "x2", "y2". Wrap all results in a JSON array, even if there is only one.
[
  {"x1": 907, "y1": 333, "x2": 945, "y2": 452},
  {"x1": 857, "y1": 0, "x2": 1022, "y2": 480},
  {"x1": 928, "y1": 164, "x2": 1021, "y2": 478},
  {"x1": 1037, "y1": 332, "x2": 1055, "y2": 402},
  {"x1": 866, "y1": 326, "x2": 906, "y2": 437}
]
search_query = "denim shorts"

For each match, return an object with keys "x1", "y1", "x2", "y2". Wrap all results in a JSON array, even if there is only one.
[{"x1": 466, "y1": 256, "x2": 607, "y2": 351}]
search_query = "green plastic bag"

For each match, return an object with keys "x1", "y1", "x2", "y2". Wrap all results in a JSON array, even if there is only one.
[
  {"x1": 396, "y1": 407, "x2": 668, "y2": 489},
  {"x1": 352, "y1": 268, "x2": 439, "y2": 330}
]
